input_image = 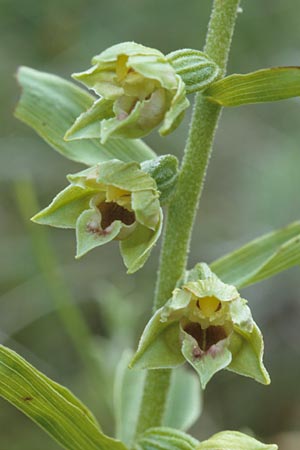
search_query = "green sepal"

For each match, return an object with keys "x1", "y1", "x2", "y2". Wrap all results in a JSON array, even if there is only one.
[
  {"x1": 210, "y1": 221, "x2": 300, "y2": 288},
  {"x1": 64, "y1": 97, "x2": 114, "y2": 140},
  {"x1": 31, "y1": 185, "x2": 97, "y2": 228},
  {"x1": 133, "y1": 427, "x2": 199, "y2": 450},
  {"x1": 181, "y1": 325, "x2": 232, "y2": 389},
  {"x1": 167, "y1": 49, "x2": 220, "y2": 94},
  {"x1": 228, "y1": 323, "x2": 270, "y2": 385},
  {"x1": 130, "y1": 309, "x2": 184, "y2": 369},
  {"x1": 197, "y1": 430, "x2": 277, "y2": 450},
  {"x1": 141, "y1": 155, "x2": 179, "y2": 205},
  {"x1": 75, "y1": 208, "x2": 123, "y2": 258},
  {"x1": 205, "y1": 66, "x2": 300, "y2": 106},
  {"x1": 120, "y1": 209, "x2": 163, "y2": 274},
  {"x1": 15, "y1": 66, "x2": 156, "y2": 165}
]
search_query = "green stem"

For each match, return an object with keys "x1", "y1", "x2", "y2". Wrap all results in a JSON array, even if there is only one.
[{"x1": 136, "y1": 0, "x2": 240, "y2": 436}]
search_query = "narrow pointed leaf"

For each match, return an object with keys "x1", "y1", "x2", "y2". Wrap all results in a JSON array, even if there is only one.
[
  {"x1": 205, "y1": 67, "x2": 300, "y2": 106},
  {"x1": 0, "y1": 345, "x2": 127, "y2": 450},
  {"x1": 211, "y1": 221, "x2": 300, "y2": 288},
  {"x1": 114, "y1": 350, "x2": 146, "y2": 447},
  {"x1": 163, "y1": 367, "x2": 202, "y2": 432},
  {"x1": 15, "y1": 66, "x2": 156, "y2": 165}
]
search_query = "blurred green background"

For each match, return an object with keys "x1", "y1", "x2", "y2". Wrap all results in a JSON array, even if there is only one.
[{"x1": 1, "y1": 0, "x2": 300, "y2": 449}]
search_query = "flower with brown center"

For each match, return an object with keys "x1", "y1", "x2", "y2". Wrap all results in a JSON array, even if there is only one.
[
  {"x1": 131, "y1": 263, "x2": 270, "y2": 388},
  {"x1": 31, "y1": 159, "x2": 162, "y2": 273}
]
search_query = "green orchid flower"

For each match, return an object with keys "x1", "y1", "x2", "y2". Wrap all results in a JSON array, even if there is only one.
[
  {"x1": 32, "y1": 159, "x2": 162, "y2": 273},
  {"x1": 131, "y1": 263, "x2": 270, "y2": 388},
  {"x1": 65, "y1": 42, "x2": 190, "y2": 143}
]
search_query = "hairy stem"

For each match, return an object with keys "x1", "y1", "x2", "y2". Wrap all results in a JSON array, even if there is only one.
[{"x1": 136, "y1": 0, "x2": 240, "y2": 436}]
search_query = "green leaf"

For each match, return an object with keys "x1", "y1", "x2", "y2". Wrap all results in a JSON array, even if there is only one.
[
  {"x1": 205, "y1": 67, "x2": 300, "y2": 106},
  {"x1": 134, "y1": 427, "x2": 199, "y2": 450},
  {"x1": 210, "y1": 221, "x2": 300, "y2": 288},
  {"x1": 0, "y1": 345, "x2": 127, "y2": 450},
  {"x1": 15, "y1": 66, "x2": 156, "y2": 165},
  {"x1": 115, "y1": 353, "x2": 201, "y2": 446},
  {"x1": 167, "y1": 49, "x2": 220, "y2": 94},
  {"x1": 114, "y1": 350, "x2": 146, "y2": 447},
  {"x1": 163, "y1": 367, "x2": 202, "y2": 432},
  {"x1": 197, "y1": 430, "x2": 277, "y2": 449}
]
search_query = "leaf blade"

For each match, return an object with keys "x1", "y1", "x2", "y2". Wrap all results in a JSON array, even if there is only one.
[
  {"x1": 205, "y1": 67, "x2": 300, "y2": 106},
  {"x1": 0, "y1": 345, "x2": 127, "y2": 450},
  {"x1": 210, "y1": 221, "x2": 300, "y2": 288}
]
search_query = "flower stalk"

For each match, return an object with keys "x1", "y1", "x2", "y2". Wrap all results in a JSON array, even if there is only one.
[{"x1": 135, "y1": 0, "x2": 241, "y2": 436}]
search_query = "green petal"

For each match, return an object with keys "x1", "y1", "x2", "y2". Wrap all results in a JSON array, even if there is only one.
[
  {"x1": 128, "y1": 54, "x2": 178, "y2": 90},
  {"x1": 92, "y1": 42, "x2": 164, "y2": 64},
  {"x1": 76, "y1": 208, "x2": 122, "y2": 258},
  {"x1": 198, "y1": 430, "x2": 277, "y2": 450},
  {"x1": 65, "y1": 98, "x2": 114, "y2": 140},
  {"x1": 100, "y1": 101, "x2": 144, "y2": 142},
  {"x1": 132, "y1": 190, "x2": 160, "y2": 230},
  {"x1": 130, "y1": 308, "x2": 184, "y2": 369},
  {"x1": 120, "y1": 209, "x2": 163, "y2": 273},
  {"x1": 96, "y1": 160, "x2": 157, "y2": 192},
  {"x1": 159, "y1": 77, "x2": 190, "y2": 136},
  {"x1": 184, "y1": 275, "x2": 239, "y2": 303},
  {"x1": 229, "y1": 297, "x2": 253, "y2": 332},
  {"x1": 32, "y1": 185, "x2": 96, "y2": 228},
  {"x1": 181, "y1": 326, "x2": 232, "y2": 389},
  {"x1": 228, "y1": 323, "x2": 270, "y2": 385}
]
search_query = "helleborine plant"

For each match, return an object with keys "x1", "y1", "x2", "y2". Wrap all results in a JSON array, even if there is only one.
[
  {"x1": 4, "y1": 0, "x2": 300, "y2": 449},
  {"x1": 131, "y1": 263, "x2": 270, "y2": 388}
]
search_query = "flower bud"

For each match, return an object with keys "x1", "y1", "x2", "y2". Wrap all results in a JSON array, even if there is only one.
[
  {"x1": 31, "y1": 159, "x2": 162, "y2": 273},
  {"x1": 65, "y1": 42, "x2": 190, "y2": 143},
  {"x1": 131, "y1": 263, "x2": 270, "y2": 388}
]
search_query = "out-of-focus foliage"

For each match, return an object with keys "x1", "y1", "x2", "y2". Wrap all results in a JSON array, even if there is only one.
[{"x1": 1, "y1": 1, "x2": 300, "y2": 449}]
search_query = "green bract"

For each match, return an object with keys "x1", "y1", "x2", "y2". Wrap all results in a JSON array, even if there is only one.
[
  {"x1": 65, "y1": 42, "x2": 190, "y2": 143},
  {"x1": 32, "y1": 159, "x2": 162, "y2": 274},
  {"x1": 131, "y1": 263, "x2": 270, "y2": 388}
]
